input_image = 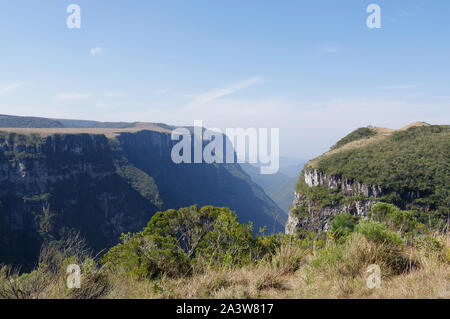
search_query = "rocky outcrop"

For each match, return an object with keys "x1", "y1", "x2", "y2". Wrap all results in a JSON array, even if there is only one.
[
  {"x1": 285, "y1": 168, "x2": 382, "y2": 235},
  {"x1": 303, "y1": 169, "x2": 384, "y2": 197},
  {"x1": 0, "y1": 130, "x2": 285, "y2": 269},
  {"x1": 286, "y1": 124, "x2": 450, "y2": 235}
]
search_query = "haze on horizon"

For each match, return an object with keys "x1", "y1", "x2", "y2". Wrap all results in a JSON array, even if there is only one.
[{"x1": 0, "y1": 0, "x2": 449, "y2": 159}]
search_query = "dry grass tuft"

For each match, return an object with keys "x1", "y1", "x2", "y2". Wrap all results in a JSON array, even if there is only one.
[{"x1": 1, "y1": 233, "x2": 448, "y2": 299}]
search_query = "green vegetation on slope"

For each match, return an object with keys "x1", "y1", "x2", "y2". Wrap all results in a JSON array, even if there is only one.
[
  {"x1": 0, "y1": 114, "x2": 135, "y2": 129},
  {"x1": 0, "y1": 115, "x2": 63, "y2": 128},
  {"x1": 311, "y1": 125, "x2": 449, "y2": 223},
  {"x1": 240, "y1": 162, "x2": 302, "y2": 215},
  {"x1": 330, "y1": 127, "x2": 377, "y2": 150},
  {"x1": 264, "y1": 176, "x2": 297, "y2": 213}
]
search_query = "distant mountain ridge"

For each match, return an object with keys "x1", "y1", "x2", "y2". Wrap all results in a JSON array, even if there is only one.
[{"x1": 0, "y1": 114, "x2": 138, "y2": 129}]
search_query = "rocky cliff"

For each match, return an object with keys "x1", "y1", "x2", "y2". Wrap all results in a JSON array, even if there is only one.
[
  {"x1": 286, "y1": 123, "x2": 449, "y2": 236},
  {"x1": 0, "y1": 128, "x2": 285, "y2": 269},
  {"x1": 285, "y1": 168, "x2": 380, "y2": 234}
]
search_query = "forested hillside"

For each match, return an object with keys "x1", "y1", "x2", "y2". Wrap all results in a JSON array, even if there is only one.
[{"x1": 288, "y1": 123, "x2": 449, "y2": 235}]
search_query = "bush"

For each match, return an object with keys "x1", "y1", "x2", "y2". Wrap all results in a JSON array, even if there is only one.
[
  {"x1": 313, "y1": 232, "x2": 411, "y2": 277},
  {"x1": 330, "y1": 213, "x2": 360, "y2": 239},
  {"x1": 0, "y1": 233, "x2": 110, "y2": 299},
  {"x1": 268, "y1": 245, "x2": 305, "y2": 274},
  {"x1": 369, "y1": 203, "x2": 419, "y2": 233},
  {"x1": 355, "y1": 221, "x2": 404, "y2": 248},
  {"x1": 0, "y1": 265, "x2": 53, "y2": 299},
  {"x1": 100, "y1": 205, "x2": 279, "y2": 278},
  {"x1": 100, "y1": 233, "x2": 190, "y2": 279}
]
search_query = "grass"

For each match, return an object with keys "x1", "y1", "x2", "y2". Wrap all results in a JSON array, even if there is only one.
[
  {"x1": 1, "y1": 232, "x2": 448, "y2": 299},
  {"x1": 302, "y1": 124, "x2": 449, "y2": 222},
  {"x1": 112, "y1": 233, "x2": 448, "y2": 299},
  {"x1": 0, "y1": 123, "x2": 173, "y2": 138},
  {"x1": 308, "y1": 122, "x2": 428, "y2": 169}
]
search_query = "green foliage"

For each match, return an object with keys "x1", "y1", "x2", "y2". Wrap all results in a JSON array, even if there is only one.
[
  {"x1": 331, "y1": 127, "x2": 377, "y2": 150},
  {"x1": 414, "y1": 235, "x2": 444, "y2": 256},
  {"x1": 194, "y1": 213, "x2": 257, "y2": 267},
  {"x1": 0, "y1": 132, "x2": 44, "y2": 146},
  {"x1": 115, "y1": 162, "x2": 163, "y2": 209},
  {"x1": 369, "y1": 202, "x2": 420, "y2": 234},
  {"x1": 0, "y1": 234, "x2": 111, "y2": 299},
  {"x1": 312, "y1": 231, "x2": 411, "y2": 277},
  {"x1": 292, "y1": 204, "x2": 308, "y2": 219},
  {"x1": 316, "y1": 125, "x2": 450, "y2": 222},
  {"x1": 296, "y1": 176, "x2": 344, "y2": 208},
  {"x1": 355, "y1": 221, "x2": 404, "y2": 248},
  {"x1": 341, "y1": 193, "x2": 370, "y2": 205},
  {"x1": 313, "y1": 204, "x2": 424, "y2": 277},
  {"x1": 100, "y1": 232, "x2": 190, "y2": 279},
  {"x1": 100, "y1": 205, "x2": 279, "y2": 279},
  {"x1": 0, "y1": 128, "x2": 287, "y2": 270},
  {"x1": 330, "y1": 213, "x2": 360, "y2": 239},
  {"x1": 0, "y1": 115, "x2": 63, "y2": 128}
]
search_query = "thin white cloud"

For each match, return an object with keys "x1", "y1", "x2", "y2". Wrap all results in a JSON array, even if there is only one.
[
  {"x1": 54, "y1": 93, "x2": 93, "y2": 101},
  {"x1": 153, "y1": 89, "x2": 170, "y2": 95},
  {"x1": 90, "y1": 47, "x2": 103, "y2": 55},
  {"x1": 387, "y1": 3, "x2": 420, "y2": 24},
  {"x1": 189, "y1": 77, "x2": 266, "y2": 105},
  {"x1": 318, "y1": 43, "x2": 342, "y2": 53},
  {"x1": 130, "y1": 96, "x2": 449, "y2": 158},
  {"x1": 93, "y1": 102, "x2": 107, "y2": 108},
  {"x1": 13, "y1": 92, "x2": 448, "y2": 159},
  {"x1": 383, "y1": 84, "x2": 417, "y2": 89},
  {"x1": 397, "y1": 8, "x2": 414, "y2": 18},
  {"x1": 104, "y1": 92, "x2": 126, "y2": 97},
  {"x1": 0, "y1": 82, "x2": 27, "y2": 95}
]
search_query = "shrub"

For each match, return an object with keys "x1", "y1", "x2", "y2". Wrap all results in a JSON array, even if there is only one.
[
  {"x1": 0, "y1": 233, "x2": 110, "y2": 299},
  {"x1": 414, "y1": 235, "x2": 444, "y2": 256},
  {"x1": 192, "y1": 210, "x2": 259, "y2": 268},
  {"x1": 355, "y1": 221, "x2": 404, "y2": 247},
  {"x1": 101, "y1": 205, "x2": 278, "y2": 278},
  {"x1": 268, "y1": 245, "x2": 305, "y2": 274},
  {"x1": 100, "y1": 233, "x2": 190, "y2": 279},
  {"x1": 369, "y1": 203, "x2": 419, "y2": 233},
  {"x1": 342, "y1": 233, "x2": 411, "y2": 276},
  {"x1": 330, "y1": 213, "x2": 360, "y2": 239},
  {"x1": 312, "y1": 232, "x2": 411, "y2": 277},
  {"x1": 0, "y1": 265, "x2": 53, "y2": 299}
]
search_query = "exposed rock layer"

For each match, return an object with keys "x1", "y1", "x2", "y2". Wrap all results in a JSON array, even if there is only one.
[
  {"x1": 0, "y1": 131, "x2": 284, "y2": 269},
  {"x1": 286, "y1": 169, "x2": 381, "y2": 235}
]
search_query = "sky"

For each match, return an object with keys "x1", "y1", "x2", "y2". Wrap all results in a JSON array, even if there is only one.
[{"x1": 0, "y1": 0, "x2": 449, "y2": 159}]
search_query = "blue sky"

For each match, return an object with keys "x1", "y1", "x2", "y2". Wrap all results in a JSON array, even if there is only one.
[{"x1": 0, "y1": 0, "x2": 449, "y2": 159}]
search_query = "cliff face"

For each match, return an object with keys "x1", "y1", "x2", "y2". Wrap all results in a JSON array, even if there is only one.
[
  {"x1": 0, "y1": 133, "x2": 159, "y2": 268},
  {"x1": 0, "y1": 130, "x2": 285, "y2": 269},
  {"x1": 302, "y1": 169, "x2": 384, "y2": 197},
  {"x1": 285, "y1": 169, "x2": 380, "y2": 234},
  {"x1": 286, "y1": 124, "x2": 450, "y2": 236}
]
